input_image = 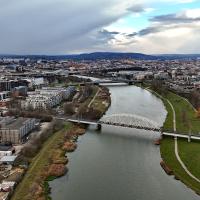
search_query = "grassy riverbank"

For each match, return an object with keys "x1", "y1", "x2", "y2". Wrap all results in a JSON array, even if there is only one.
[
  {"x1": 12, "y1": 123, "x2": 88, "y2": 200},
  {"x1": 146, "y1": 89, "x2": 200, "y2": 134},
  {"x1": 12, "y1": 85, "x2": 111, "y2": 200},
  {"x1": 147, "y1": 87, "x2": 200, "y2": 194},
  {"x1": 11, "y1": 123, "x2": 73, "y2": 200},
  {"x1": 164, "y1": 92, "x2": 200, "y2": 134},
  {"x1": 161, "y1": 137, "x2": 200, "y2": 194}
]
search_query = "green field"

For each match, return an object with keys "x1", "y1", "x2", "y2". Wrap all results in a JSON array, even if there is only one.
[
  {"x1": 149, "y1": 89, "x2": 200, "y2": 194},
  {"x1": 148, "y1": 90, "x2": 200, "y2": 134},
  {"x1": 166, "y1": 92, "x2": 200, "y2": 134},
  {"x1": 161, "y1": 137, "x2": 200, "y2": 194},
  {"x1": 178, "y1": 139, "x2": 200, "y2": 180}
]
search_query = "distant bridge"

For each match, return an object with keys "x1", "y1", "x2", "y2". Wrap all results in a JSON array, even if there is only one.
[{"x1": 68, "y1": 78, "x2": 142, "y2": 86}]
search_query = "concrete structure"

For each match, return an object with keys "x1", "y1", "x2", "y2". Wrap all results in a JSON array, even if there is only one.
[
  {"x1": 11, "y1": 86, "x2": 27, "y2": 97},
  {"x1": 0, "y1": 145, "x2": 14, "y2": 157},
  {"x1": 0, "y1": 117, "x2": 36, "y2": 144},
  {"x1": 0, "y1": 156, "x2": 17, "y2": 165}
]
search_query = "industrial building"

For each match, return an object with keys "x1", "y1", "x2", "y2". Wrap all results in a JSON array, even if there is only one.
[{"x1": 0, "y1": 117, "x2": 36, "y2": 144}]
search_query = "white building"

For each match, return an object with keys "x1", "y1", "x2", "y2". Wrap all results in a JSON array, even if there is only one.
[{"x1": 21, "y1": 86, "x2": 75, "y2": 110}]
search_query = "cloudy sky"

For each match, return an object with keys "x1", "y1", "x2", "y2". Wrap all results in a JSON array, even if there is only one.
[{"x1": 0, "y1": 0, "x2": 200, "y2": 54}]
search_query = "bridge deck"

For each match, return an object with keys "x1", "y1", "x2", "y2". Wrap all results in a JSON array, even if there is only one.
[
  {"x1": 67, "y1": 119, "x2": 98, "y2": 125},
  {"x1": 66, "y1": 118, "x2": 200, "y2": 141}
]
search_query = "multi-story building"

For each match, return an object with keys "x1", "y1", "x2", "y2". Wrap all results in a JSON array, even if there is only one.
[
  {"x1": 21, "y1": 86, "x2": 76, "y2": 110},
  {"x1": 0, "y1": 117, "x2": 36, "y2": 144}
]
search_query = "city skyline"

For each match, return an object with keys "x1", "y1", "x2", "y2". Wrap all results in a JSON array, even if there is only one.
[{"x1": 0, "y1": 0, "x2": 200, "y2": 54}]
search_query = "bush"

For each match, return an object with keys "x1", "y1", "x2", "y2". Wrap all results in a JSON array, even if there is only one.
[{"x1": 20, "y1": 120, "x2": 63, "y2": 159}]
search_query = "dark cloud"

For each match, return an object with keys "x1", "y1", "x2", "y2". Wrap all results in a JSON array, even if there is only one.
[
  {"x1": 150, "y1": 13, "x2": 200, "y2": 23},
  {"x1": 0, "y1": 0, "x2": 143, "y2": 54},
  {"x1": 127, "y1": 4, "x2": 145, "y2": 13},
  {"x1": 138, "y1": 26, "x2": 162, "y2": 36},
  {"x1": 95, "y1": 29, "x2": 120, "y2": 43},
  {"x1": 126, "y1": 32, "x2": 137, "y2": 37},
  {"x1": 100, "y1": 29, "x2": 120, "y2": 36}
]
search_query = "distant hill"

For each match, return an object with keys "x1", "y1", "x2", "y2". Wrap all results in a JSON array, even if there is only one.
[
  {"x1": 64, "y1": 52, "x2": 157, "y2": 60},
  {"x1": 0, "y1": 52, "x2": 200, "y2": 61}
]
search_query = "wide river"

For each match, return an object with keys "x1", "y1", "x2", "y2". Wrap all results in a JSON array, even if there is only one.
[{"x1": 50, "y1": 85, "x2": 199, "y2": 200}]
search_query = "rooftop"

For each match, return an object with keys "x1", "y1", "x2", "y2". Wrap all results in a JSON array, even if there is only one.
[
  {"x1": 0, "y1": 155, "x2": 17, "y2": 162},
  {"x1": 0, "y1": 117, "x2": 33, "y2": 130}
]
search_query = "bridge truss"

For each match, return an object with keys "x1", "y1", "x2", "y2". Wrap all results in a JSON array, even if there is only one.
[{"x1": 100, "y1": 114, "x2": 160, "y2": 131}]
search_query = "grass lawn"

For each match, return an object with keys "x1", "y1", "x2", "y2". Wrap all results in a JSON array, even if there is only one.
[
  {"x1": 161, "y1": 137, "x2": 200, "y2": 194},
  {"x1": 178, "y1": 139, "x2": 200, "y2": 180},
  {"x1": 149, "y1": 89, "x2": 200, "y2": 134},
  {"x1": 12, "y1": 123, "x2": 72, "y2": 200},
  {"x1": 147, "y1": 87, "x2": 200, "y2": 193},
  {"x1": 162, "y1": 97, "x2": 174, "y2": 132},
  {"x1": 166, "y1": 92, "x2": 200, "y2": 134}
]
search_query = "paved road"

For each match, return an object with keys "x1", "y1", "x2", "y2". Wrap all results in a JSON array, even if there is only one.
[
  {"x1": 88, "y1": 88, "x2": 101, "y2": 108},
  {"x1": 174, "y1": 137, "x2": 200, "y2": 183}
]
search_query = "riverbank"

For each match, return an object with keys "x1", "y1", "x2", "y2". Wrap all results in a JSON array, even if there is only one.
[
  {"x1": 75, "y1": 85, "x2": 111, "y2": 120},
  {"x1": 11, "y1": 85, "x2": 111, "y2": 200},
  {"x1": 45, "y1": 85, "x2": 111, "y2": 200},
  {"x1": 11, "y1": 123, "x2": 71, "y2": 200},
  {"x1": 11, "y1": 122, "x2": 87, "y2": 200},
  {"x1": 145, "y1": 86, "x2": 200, "y2": 194}
]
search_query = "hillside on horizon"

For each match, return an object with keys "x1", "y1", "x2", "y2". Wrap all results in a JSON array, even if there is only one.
[{"x1": 0, "y1": 52, "x2": 200, "y2": 61}]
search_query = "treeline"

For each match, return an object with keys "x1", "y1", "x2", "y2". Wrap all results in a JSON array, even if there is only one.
[
  {"x1": 8, "y1": 110, "x2": 53, "y2": 122},
  {"x1": 14, "y1": 120, "x2": 64, "y2": 166},
  {"x1": 151, "y1": 80, "x2": 169, "y2": 96}
]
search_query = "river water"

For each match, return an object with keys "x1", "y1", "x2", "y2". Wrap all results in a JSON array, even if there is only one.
[{"x1": 50, "y1": 85, "x2": 199, "y2": 200}]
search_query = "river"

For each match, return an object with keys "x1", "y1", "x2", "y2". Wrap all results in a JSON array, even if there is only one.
[{"x1": 50, "y1": 85, "x2": 199, "y2": 200}]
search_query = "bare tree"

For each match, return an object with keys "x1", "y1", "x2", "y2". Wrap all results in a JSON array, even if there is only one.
[{"x1": 64, "y1": 103, "x2": 75, "y2": 115}]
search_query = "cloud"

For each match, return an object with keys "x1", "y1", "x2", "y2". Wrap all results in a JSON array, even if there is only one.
[
  {"x1": 150, "y1": 10, "x2": 200, "y2": 24},
  {"x1": 0, "y1": 1, "x2": 199, "y2": 54},
  {"x1": 109, "y1": 8, "x2": 200, "y2": 54},
  {"x1": 127, "y1": 4, "x2": 145, "y2": 13},
  {"x1": 0, "y1": 0, "x2": 146, "y2": 54}
]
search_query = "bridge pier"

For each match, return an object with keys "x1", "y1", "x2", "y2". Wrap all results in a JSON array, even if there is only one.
[
  {"x1": 188, "y1": 133, "x2": 191, "y2": 143},
  {"x1": 160, "y1": 129, "x2": 163, "y2": 138},
  {"x1": 97, "y1": 123, "x2": 102, "y2": 131}
]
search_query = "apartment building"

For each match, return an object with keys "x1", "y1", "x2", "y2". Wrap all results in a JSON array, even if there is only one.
[{"x1": 21, "y1": 86, "x2": 75, "y2": 110}]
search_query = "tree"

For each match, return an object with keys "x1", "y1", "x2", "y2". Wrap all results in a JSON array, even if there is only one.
[
  {"x1": 181, "y1": 109, "x2": 187, "y2": 125},
  {"x1": 64, "y1": 103, "x2": 75, "y2": 115},
  {"x1": 196, "y1": 108, "x2": 200, "y2": 118},
  {"x1": 190, "y1": 90, "x2": 200, "y2": 108},
  {"x1": 151, "y1": 80, "x2": 168, "y2": 96},
  {"x1": 181, "y1": 109, "x2": 192, "y2": 132}
]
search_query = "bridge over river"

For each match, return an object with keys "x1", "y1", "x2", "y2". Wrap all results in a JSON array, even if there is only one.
[
  {"x1": 60, "y1": 113, "x2": 200, "y2": 141},
  {"x1": 68, "y1": 77, "x2": 142, "y2": 86}
]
